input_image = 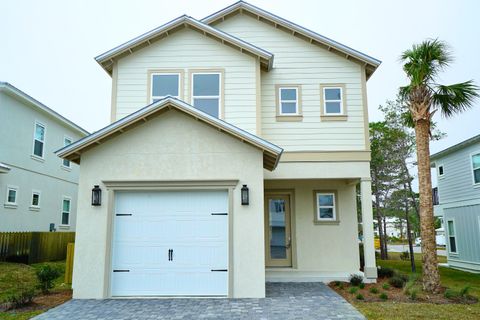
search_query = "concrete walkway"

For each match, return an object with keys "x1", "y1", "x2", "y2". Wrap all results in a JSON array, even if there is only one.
[{"x1": 34, "y1": 283, "x2": 365, "y2": 320}]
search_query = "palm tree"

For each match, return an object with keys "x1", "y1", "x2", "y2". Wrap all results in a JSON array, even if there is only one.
[{"x1": 400, "y1": 39, "x2": 478, "y2": 293}]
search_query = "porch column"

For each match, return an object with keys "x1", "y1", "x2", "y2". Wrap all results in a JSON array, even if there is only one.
[{"x1": 360, "y1": 177, "x2": 377, "y2": 280}]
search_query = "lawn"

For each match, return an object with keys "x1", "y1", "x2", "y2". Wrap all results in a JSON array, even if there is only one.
[
  {"x1": 353, "y1": 252, "x2": 480, "y2": 320},
  {"x1": 0, "y1": 261, "x2": 71, "y2": 320}
]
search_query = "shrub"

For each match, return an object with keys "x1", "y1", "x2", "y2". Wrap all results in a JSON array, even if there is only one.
[
  {"x1": 459, "y1": 286, "x2": 471, "y2": 298},
  {"x1": 359, "y1": 283, "x2": 365, "y2": 289},
  {"x1": 338, "y1": 283, "x2": 344, "y2": 290},
  {"x1": 356, "y1": 293, "x2": 364, "y2": 300},
  {"x1": 382, "y1": 283, "x2": 390, "y2": 290},
  {"x1": 5, "y1": 289, "x2": 35, "y2": 309},
  {"x1": 334, "y1": 281, "x2": 341, "y2": 287},
  {"x1": 36, "y1": 265, "x2": 61, "y2": 293},
  {"x1": 409, "y1": 288, "x2": 418, "y2": 301},
  {"x1": 444, "y1": 289, "x2": 459, "y2": 299},
  {"x1": 377, "y1": 267, "x2": 395, "y2": 278},
  {"x1": 389, "y1": 275, "x2": 407, "y2": 288},
  {"x1": 379, "y1": 292, "x2": 388, "y2": 300},
  {"x1": 400, "y1": 251, "x2": 410, "y2": 261},
  {"x1": 349, "y1": 274, "x2": 364, "y2": 286},
  {"x1": 369, "y1": 287, "x2": 379, "y2": 294},
  {"x1": 349, "y1": 287, "x2": 359, "y2": 294}
]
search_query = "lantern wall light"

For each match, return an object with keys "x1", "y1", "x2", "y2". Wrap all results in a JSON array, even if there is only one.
[
  {"x1": 92, "y1": 185, "x2": 102, "y2": 206},
  {"x1": 241, "y1": 184, "x2": 249, "y2": 205}
]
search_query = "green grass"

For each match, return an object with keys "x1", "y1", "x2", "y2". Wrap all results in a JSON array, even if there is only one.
[
  {"x1": 0, "y1": 310, "x2": 43, "y2": 320},
  {"x1": 355, "y1": 253, "x2": 480, "y2": 319}
]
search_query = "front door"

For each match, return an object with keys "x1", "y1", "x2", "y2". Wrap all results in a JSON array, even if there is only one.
[{"x1": 264, "y1": 194, "x2": 292, "y2": 267}]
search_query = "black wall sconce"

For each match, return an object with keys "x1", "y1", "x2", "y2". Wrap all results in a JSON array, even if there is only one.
[
  {"x1": 92, "y1": 185, "x2": 102, "y2": 206},
  {"x1": 241, "y1": 184, "x2": 249, "y2": 205}
]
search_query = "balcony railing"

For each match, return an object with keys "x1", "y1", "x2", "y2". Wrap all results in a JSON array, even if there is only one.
[{"x1": 432, "y1": 187, "x2": 439, "y2": 205}]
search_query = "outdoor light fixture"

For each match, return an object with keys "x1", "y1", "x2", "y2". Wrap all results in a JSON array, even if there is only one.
[
  {"x1": 92, "y1": 185, "x2": 102, "y2": 206},
  {"x1": 241, "y1": 184, "x2": 249, "y2": 205}
]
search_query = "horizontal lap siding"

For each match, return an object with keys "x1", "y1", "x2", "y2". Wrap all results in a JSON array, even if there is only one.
[
  {"x1": 215, "y1": 14, "x2": 367, "y2": 151},
  {"x1": 115, "y1": 28, "x2": 257, "y2": 133}
]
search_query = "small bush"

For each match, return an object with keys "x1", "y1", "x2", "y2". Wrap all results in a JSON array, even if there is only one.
[
  {"x1": 389, "y1": 275, "x2": 407, "y2": 288},
  {"x1": 400, "y1": 251, "x2": 410, "y2": 261},
  {"x1": 377, "y1": 267, "x2": 395, "y2": 278},
  {"x1": 334, "y1": 281, "x2": 341, "y2": 287},
  {"x1": 382, "y1": 283, "x2": 390, "y2": 290},
  {"x1": 356, "y1": 293, "x2": 364, "y2": 300},
  {"x1": 349, "y1": 287, "x2": 359, "y2": 294},
  {"x1": 444, "y1": 289, "x2": 459, "y2": 299},
  {"x1": 5, "y1": 289, "x2": 35, "y2": 309},
  {"x1": 369, "y1": 287, "x2": 379, "y2": 294},
  {"x1": 36, "y1": 265, "x2": 61, "y2": 293},
  {"x1": 459, "y1": 286, "x2": 471, "y2": 298},
  {"x1": 379, "y1": 292, "x2": 388, "y2": 300},
  {"x1": 349, "y1": 274, "x2": 364, "y2": 286},
  {"x1": 359, "y1": 283, "x2": 365, "y2": 289}
]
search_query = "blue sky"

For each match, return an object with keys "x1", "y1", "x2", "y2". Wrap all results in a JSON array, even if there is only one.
[{"x1": 2, "y1": 0, "x2": 479, "y2": 183}]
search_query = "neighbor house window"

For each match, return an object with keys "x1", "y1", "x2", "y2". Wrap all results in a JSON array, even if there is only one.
[
  {"x1": 192, "y1": 72, "x2": 221, "y2": 118},
  {"x1": 322, "y1": 86, "x2": 344, "y2": 115},
  {"x1": 278, "y1": 87, "x2": 299, "y2": 115},
  {"x1": 5, "y1": 186, "x2": 18, "y2": 206},
  {"x1": 438, "y1": 165, "x2": 444, "y2": 177},
  {"x1": 472, "y1": 153, "x2": 480, "y2": 185},
  {"x1": 315, "y1": 192, "x2": 337, "y2": 222},
  {"x1": 62, "y1": 137, "x2": 72, "y2": 168},
  {"x1": 31, "y1": 191, "x2": 40, "y2": 208},
  {"x1": 447, "y1": 220, "x2": 457, "y2": 253},
  {"x1": 62, "y1": 197, "x2": 71, "y2": 225},
  {"x1": 33, "y1": 122, "x2": 45, "y2": 158},
  {"x1": 151, "y1": 73, "x2": 180, "y2": 102}
]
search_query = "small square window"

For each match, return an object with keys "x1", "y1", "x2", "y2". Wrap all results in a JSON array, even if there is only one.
[
  {"x1": 314, "y1": 192, "x2": 338, "y2": 223},
  {"x1": 151, "y1": 73, "x2": 180, "y2": 102}
]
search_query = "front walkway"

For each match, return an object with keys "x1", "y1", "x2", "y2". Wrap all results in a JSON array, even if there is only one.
[{"x1": 34, "y1": 283, "x2": 365, "y2": 320}]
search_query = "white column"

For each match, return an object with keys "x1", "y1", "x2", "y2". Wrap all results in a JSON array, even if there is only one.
[{"x1": 360, "y1": 178, "x2": 377, "y2": 280}]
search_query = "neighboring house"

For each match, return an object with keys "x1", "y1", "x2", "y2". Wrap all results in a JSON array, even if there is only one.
[
  {"x1": 57, "y1": 1, "x2": 381, "y2": 299},
  {"x1": 0, "y1": 82, "x2": 88, "y2": 232},
  {"x1": 431, "y1": 133, "x2": 480, "y2": 272}
]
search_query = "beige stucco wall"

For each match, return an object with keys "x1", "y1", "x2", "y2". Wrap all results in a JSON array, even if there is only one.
[
  {"x1": 72, "y1": 110, "x2": 265, "y2": 299},
  {"x1": 264, "y1": 179, "x2": 360, "y2": 273}
]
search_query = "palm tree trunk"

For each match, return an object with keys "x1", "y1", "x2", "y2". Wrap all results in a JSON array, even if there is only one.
[
  {"x1": 404, "y1": 184, "x2": 416, "y2": 273},
  {"x1": 414, "y1": 119, "x2": 440, "y2": 293}
]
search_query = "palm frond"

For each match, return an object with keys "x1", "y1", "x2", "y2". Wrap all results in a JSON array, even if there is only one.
[{"x1": 432, "y1": 80, "x2": 479, "y2": 117}]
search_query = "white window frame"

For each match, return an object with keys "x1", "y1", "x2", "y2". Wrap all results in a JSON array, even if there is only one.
[
  {"x1": 471, "y1": 151, "x2": 480, "y2": 186},
  {"x1": 316, "y1": 192, "x2": 336, "y2": 221},
  {"x1": 62, "y1": 136, "x2": 73, "y2": 169},
  {"x1": 191, "y1": 72, "x2": 222, "y2": 118},
  {"x1": 30, "y1": 190, "x2": 41, "y2": 210},
  {"x1": 61, "y1": 196, "x2": 72, "y2": 226},
  {"x1": 446, "y1": 219, "x2": 458, "y2": 254},
  {"x1": 437, "y1": 164, "x2": 445, "y2": 178},
  {"x1": 323, "y1": 87, "x2": 344, "y2": 115},
  {"x1": 150, "y1": 72, "x2": 181, "y2": 103},
  {"x1": 5, "y1": 185, "x2": 19, "y2": 207},
  {"x1": 32, "y1": 121, "x2": 46, "y2": 159},
  {"x1": 278, "y1": 87, "x2": 299, "y2": 115}
]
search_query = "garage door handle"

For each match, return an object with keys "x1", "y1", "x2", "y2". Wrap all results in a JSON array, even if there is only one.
[
  {"x1": 168, "y1": 249, "x2": 173, "y2": 261},
  {"x1": 211, "y1": 269, "x2": 227, "y2": 272},
  {"x1": 113, "y1": 269, "x2": 130, "y2": 272}
]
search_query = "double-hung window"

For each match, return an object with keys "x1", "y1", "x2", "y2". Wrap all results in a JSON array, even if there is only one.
[
  {"x1": 62, "y1": 197, "x2": 71, "y2": 225},
  {"x1": 33, "y1": 122, "x2": 45, "y2": 158},
  {"x1": 192, "y1": 72, "x2": 221, "y2": 118},
  {"x1": 151, "y1": 73, "x2": 180, "y2": 102},
  {"x1": 438, "y1": 165, "x2": 445, "y2": 177},
  {"x1": 5, "y1": 186, "x2": 18, "y2": 206},
  {"x1": 63, "y1": 137, "x2": 72, "y2": 168},
  {"x1": 472, "y1": 152, "x2": 480, "y2": 185},
  {"x1": 447, "y1": 220, "x2": 457, "y2": 253},
  {"x1": 278, "y1": 87, "x2": 300, "y2": 115},
  {"x1": 322, "y1": 86, "x2": 344, "y2": 115},
  {"x1": 315, "y1": 192, "x2": 337, "y2": 222},
  {"x1": 31, "y1": 191, "x2": 41, "y2": 209}
]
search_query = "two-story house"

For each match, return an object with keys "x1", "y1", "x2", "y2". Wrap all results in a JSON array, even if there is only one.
[
  {"x1": 0, "y1": 82, "x2": 88, "y2": 232},
  {"x1": 57, "y1": 1, "x2": 380, "y2": 299},
  {"x1": 431, "y1": 133, "x2": 480, "y2": 272}
]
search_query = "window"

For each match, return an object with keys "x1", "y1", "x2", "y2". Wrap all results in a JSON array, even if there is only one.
[
  {"x1": 192, "y1": 72, "x2": 221, "y2": 118},
  {"x1": 62, "y1": 137, "x2": 72, "y2": 168},
  {"x1": 62, "y1": 198, "x2": 71, "y2": 225},
  {"x1": 472, "y1": 153, "x2": 480, "y2": 185},
  {"x1": 151, "y1": 73, "x2": 180, "y2": 102},
  {"x1": 31, "y1": 191, "x2": 40, "y2": 208},
  {"x1": 5, "y1": 186, "x2": 18, "y2": 205},
  {"x1": 33, "y1": 122, "x2": 45, "y2": 158},
  {"x1": 438, "y1": 165, "x2": 444, "y2": 177},
  {"x1": 323, "y1": 87, "x2": 343, "y2": 115},
  {"x1": 447, "y1": 220, "x2": 457, "y2": 253},
  {"x1": 315, "y1": 192, "x2": 337, "y2": 222},
  {"x1": 278, "y1": 87, "x2": 299, "y2": 115}
]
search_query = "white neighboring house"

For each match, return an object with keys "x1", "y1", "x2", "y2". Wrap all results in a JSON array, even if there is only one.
[
  {"x1": 0, "y1": 82, "x2": 88, "y2": 232},
  {"x1": 57, "y1": 1, "x2": 381, "y2": 299}
]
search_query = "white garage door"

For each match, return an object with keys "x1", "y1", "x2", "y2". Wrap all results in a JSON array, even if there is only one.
[{"x1": 111, "y1": 190, "x2": 228, "y2": 296}]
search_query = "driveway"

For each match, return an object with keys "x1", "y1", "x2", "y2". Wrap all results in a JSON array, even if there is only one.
[{"x1": 33, "y1": 283, "x2": 365, "y2": 320}]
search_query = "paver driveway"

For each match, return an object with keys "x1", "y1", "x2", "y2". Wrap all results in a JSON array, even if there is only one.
[{"x1": 34, "y1": 283, "x2": 365, "y2": 320}]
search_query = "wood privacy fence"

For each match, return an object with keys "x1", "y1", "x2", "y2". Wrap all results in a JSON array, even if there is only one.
[
  {"x1": 0, "y1": 232, "x2": 75, "y2": 264},
  {"x1": 65, "y1": 243, "x2": 75, "y2": 284}
]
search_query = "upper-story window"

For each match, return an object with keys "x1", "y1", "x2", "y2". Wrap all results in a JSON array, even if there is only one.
[
  {"x1": 438, "y1": 164, "x2": 445, "y2": 178},
  {"x1": 323, "y1": 87, "x2": 343, "y2": 115},
  {"x1": 33, "y1": 122, "x2": 45, "y2": 158},
  {"x1": 277, "y1": 86, "x2": 302, "y2": 116},
  {"x1": 5, "y1": 185, "x2": 18, "y2": 206},
  {"x1": 192, "y1": 72, "x2": 221, "y2": 118},
  {"x1": 151, "y1": 73, "x2": 180, "y2": 102},
  {"x1": 62, "y1": 197, "x2": 71, "y2": 226},
  {"x1": 472, "y1": 152, "x2": 480, "y2": 185},
  {"x1": 62, "y1": 137, "x2": 72, "y2": 168}
]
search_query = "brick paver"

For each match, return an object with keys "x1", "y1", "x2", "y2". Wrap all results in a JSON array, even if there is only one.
[{"x1": 34, "y1": 283, "x2": 365, "y2": 320}]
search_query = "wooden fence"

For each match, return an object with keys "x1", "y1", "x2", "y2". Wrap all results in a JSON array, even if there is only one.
[
  {"x1": 65, "y1": 243, "x2": 75, "y2": 284},
  {"x1": 0, "y1": 232, "x2": 75, "y2": 264}
]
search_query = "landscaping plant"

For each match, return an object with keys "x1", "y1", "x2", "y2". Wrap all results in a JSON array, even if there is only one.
[
  {"x1": 349, "y1": 274, "x2": 364, "y2": 286},
  {"x1": 377, "y1": 266, "x2": 395, "y2": 278},
  {"x1": 36, "y1": 265, "x2": 61, "y2": 293}
]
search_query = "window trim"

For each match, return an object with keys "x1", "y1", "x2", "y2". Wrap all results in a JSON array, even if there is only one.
[
  {"x1": 470, "y1": 151, "x2": 480, "y2": 186},
  {"x1": 32, "y1": 121, "x2": 46, "y2": 159},
  {"x1": 61, "y1": 196, "x2": 72, "y2": 227},
  {"x1": 30, "y1": 190, "x2": 41, "y2": 211},
  {"x1": 437, "y1": 164, "x2": 445, "y2": 179},
  {"x1": 446, "y1": 219, "x2": 458, "y2": 254},
  {"x1": 62, "y1": 136, "x2": 73, "y2": 169},
  {"x1": 5, "y1": 185, "x2": 19, "y2": 207},
  {"x1": 320, "y1": 84, "x2": 347, "y2": 121},
  {"x1": 313, "y1": 190, "x2": 340, "y2": 225},
  {"x1": 148, "y1": 70, "x2": 183, "y2": 103},
  {"x1": 190, "y1": 69, "x2": 224, "y2": 119},
  {"x1": 275, "y1": 85, "x2": 302, "y2": 120}
]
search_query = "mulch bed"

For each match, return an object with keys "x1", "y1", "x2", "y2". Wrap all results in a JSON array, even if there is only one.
[{"x1": 1, "y1": 290, "x2": 72, "y2": 313}]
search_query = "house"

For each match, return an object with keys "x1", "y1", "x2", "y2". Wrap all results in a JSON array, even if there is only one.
[
  {"x1": 57, "y1": 1, "x2": 381, "y2": 299},
  {"x1": 431, "y1": 133, "x2": 480, "y2": 272},
  {"x1": 0, "y1": 82, "x2": 88, "y2": 232}
]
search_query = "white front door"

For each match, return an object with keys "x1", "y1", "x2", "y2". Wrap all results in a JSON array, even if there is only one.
[{"x1": 111, "y1": 190, "x2": 228, "y2": 296}]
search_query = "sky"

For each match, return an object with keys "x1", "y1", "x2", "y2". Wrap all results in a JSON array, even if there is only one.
[{"x1": 2, "y1": 0, "x2": 479, "y2": 186}]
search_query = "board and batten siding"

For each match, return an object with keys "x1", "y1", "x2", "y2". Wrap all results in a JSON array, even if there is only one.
[
  {"x1": 214, "y1": 13, "x2": 368, "y2": 151},
  {"x1": 114, "y1": 28, "x2": 258, "y2": 134},
  {"x1": 434, "y1": 142, "x2": 480, "y2": 205}
]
